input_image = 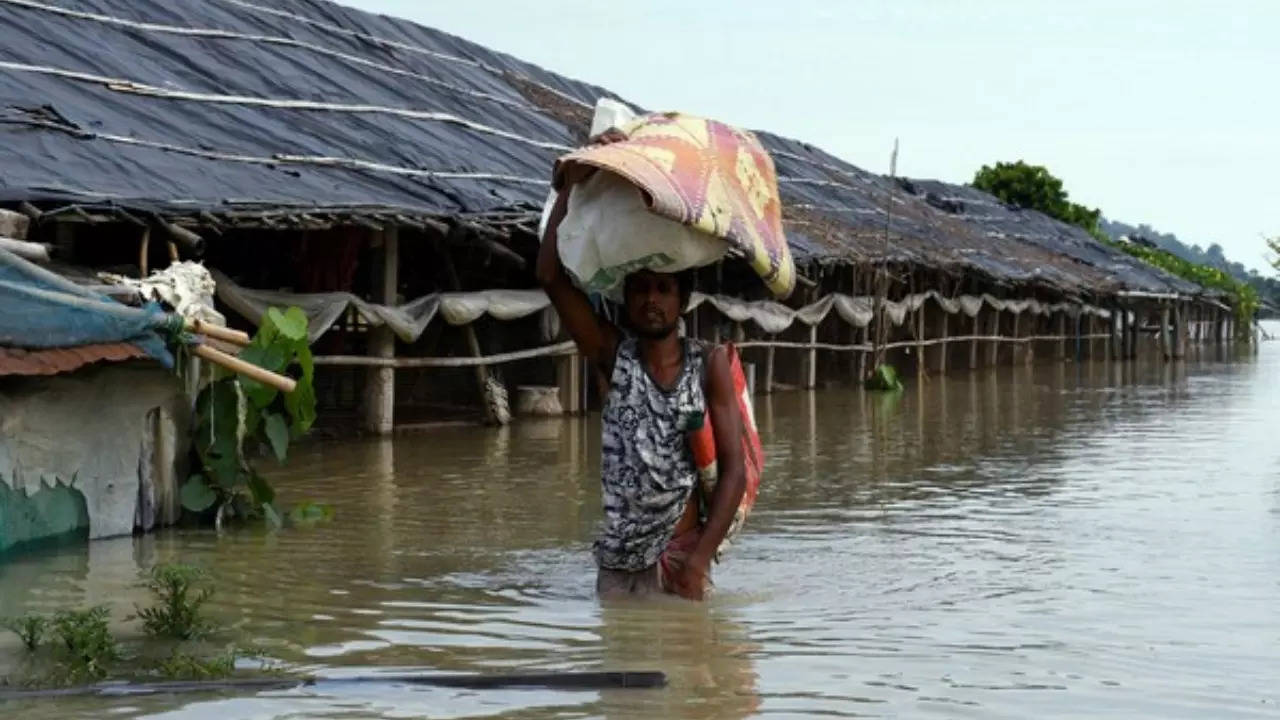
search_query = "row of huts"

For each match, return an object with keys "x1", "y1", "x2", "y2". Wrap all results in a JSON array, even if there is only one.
[{"x1": 0, "y1": 0, "x2": 1248, "y2": 550}]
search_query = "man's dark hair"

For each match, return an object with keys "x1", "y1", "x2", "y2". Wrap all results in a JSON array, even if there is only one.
[{"x1": 622, "y1": 269, "x2": 694, "y2": 310}]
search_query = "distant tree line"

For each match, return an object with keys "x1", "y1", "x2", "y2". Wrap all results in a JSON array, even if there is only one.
[{"x1": 971, "y1": 161, "x2": 1272, "y2": 322}]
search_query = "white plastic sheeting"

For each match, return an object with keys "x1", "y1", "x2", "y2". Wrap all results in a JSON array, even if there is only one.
[
  {"x1": 214, "y1": 270, "x2": 1111, "y2": 342},
  {"x1": 213, "y1": 270, "x2": 551, "y2": 343}
]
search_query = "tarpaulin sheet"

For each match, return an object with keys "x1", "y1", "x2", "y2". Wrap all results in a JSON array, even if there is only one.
[
  {"x1": 0, "y1": 248, "x2": 172, "y2": 366},
  {"x1": 0, "y1": 0, "x2": 1211, "y2": 300}
]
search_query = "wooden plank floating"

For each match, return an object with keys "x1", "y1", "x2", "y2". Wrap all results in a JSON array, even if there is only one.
[{"x1": 0, "y1": 671, "x2": 669, "y2": 700}]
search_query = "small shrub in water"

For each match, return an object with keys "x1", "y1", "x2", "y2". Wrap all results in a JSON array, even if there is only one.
[
  {"x1": 3, "y1": 613, "x2": 48, "y2": 651},
  {"x1": 136, "y1": 563, "x2": 216, "y2": 641},
  {"x1": 51, "y1": 606, "x2": 118, "y2": 682},
  {"x1": 153, "y1": 648, "x2": 236, "y2": 680}
]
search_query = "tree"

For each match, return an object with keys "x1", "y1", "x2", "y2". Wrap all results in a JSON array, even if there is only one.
[
  {"x1": 1268, "y1": 236, "x2": 1280, "y2": 272},
  {"x1": 971, "y1": 161, "x2": 1102, "y2": 236}
]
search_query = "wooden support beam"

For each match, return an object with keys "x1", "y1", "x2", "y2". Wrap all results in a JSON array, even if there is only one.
[
  {"x1": 0, "y1": 236, "x2": 51, "y2": 263},
  {"x1": 1056, "y1": 312, "x2": 1067, "y2": 360},
  {"x1": 764, "y1": 335, "x2": 776, "y2": 394},
  {"x1": 1172, "y1": 302, "x2": 1185, "y2": 359},
  {"x1": 440, "y1": 229, "x2": 504, "y2": 425},
  {"x1": 138, "y1": 228, "x2": 150, "y2": 278},
  {"x1": 916, "y1": 299, "x2": 926, "y2": 380},
  {"x1": 1159, "y1": 304, "x2": 1171, "y2": 360},
  {"x1": 938, "y1": 310, "x2": 949, "y2": 373},
  {"x1": 1011, "y1": 313, "x2": 1021, "y2": 365},
  {"x1": 986, "y1": 310, "x2": 999, "y2": 366},
  {"x1": 969, "y1": 311, "x2": 980, "y2": 369},
  {"x1": 805, "y1": 322, "x2": 818, "y2": 389},
  {"x1": 363, "y1": 228, "x2": 398, "y2": 435}
]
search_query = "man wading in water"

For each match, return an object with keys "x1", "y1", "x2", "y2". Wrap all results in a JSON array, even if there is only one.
[{"x1": 537, "y1": 170, "x2": 747, "y2": 602}]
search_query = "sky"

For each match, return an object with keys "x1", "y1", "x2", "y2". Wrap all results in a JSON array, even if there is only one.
[{"x1": 345, "y1": 0, "x2": 1278, "y2": 273}]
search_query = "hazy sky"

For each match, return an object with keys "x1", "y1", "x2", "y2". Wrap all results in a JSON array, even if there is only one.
[{"x1": 345, "y1": 0, "x2": 1278, "y2": 273}]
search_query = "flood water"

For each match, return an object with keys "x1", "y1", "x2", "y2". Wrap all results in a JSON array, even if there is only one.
[{"x1": 3, "y1": 332, "x2": 1278, "y2": 718}]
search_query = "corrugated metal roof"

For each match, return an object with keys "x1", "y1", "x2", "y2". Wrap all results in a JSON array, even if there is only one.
[{"x1": 0, "y1": 343, "x2": 147, "y2": 377}]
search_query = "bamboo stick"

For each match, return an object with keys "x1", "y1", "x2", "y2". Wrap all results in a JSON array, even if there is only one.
[
  {"x1": 138, "y1": 228, "x2": 150, "y2": 278},
  {"x1": 0, "y1": 236, "x2": 51, "y2": 263},
  {"x1": 193, "y1": 343, "x2": 297, "y2": 393},
  {"x1": 184, "y1": 318, "x2": 251, "y2": 346}
]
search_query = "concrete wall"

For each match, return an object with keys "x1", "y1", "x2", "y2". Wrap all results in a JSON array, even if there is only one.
[{"x1": 0, "y1": 361, "x2": 189, "y2": 554}]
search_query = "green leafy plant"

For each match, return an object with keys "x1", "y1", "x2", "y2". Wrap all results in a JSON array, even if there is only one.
[
  {"x1": 864, "y1": 363, "x2": 904, "y2": 392},
  {"x1": 3, "y1": 613, "x2": 48, "y2": 652},
  {"x1": 153, "y1": 647, "x2": 236, "y2": 680},
  {"x1": 50, "y1": 606, "x2": 118, "y2": 682},
  {"x1": 182, "y1": 307, "x2": 318, "y2": 526},
  {"x1": 136, "y1": 564, "x2": 216, "y2": 641}
]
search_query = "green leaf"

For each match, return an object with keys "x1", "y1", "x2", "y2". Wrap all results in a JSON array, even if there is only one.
[
  {"x1": 239, "y1": 343, "x2": 287, "y2": 374},
  {"x1": 284, "y1": 379, "x2": 317, "y2": 437},
  {"x1": 269, "y1": 307, "x2": 308, "y2": 343},
  {"x1": 180, "y1": 476, "x2": 218, "y2": 513},
  {"x1": 288, "y1": 501, "x2": 335, "y2": 525},
  {"x1": 247, "y1": 472, "x2": 275, "y2": 506},
  {"x1": 263, "y1": 412, "x2": 289, "y2": 463},
  {"x1": 262, "y1": 502, "x2": 283, "y2": 529},
  {"x1": 295, "y1": 344, "x2": 314, "y2": 385}
]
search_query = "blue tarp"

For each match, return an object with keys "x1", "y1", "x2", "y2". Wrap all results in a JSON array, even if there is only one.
[{"x1": 0, "y1": 249, "x2": 174, "y2": 367}]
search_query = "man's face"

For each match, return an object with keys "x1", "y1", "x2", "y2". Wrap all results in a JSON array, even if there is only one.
[{"x1": 624, "y1": 270, "x2": 683, "y2": 339}]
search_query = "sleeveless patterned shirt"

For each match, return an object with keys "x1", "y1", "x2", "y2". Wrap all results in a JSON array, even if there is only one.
[{"x1": 594, "y1": 336, "x2": 707, "y2": 571}]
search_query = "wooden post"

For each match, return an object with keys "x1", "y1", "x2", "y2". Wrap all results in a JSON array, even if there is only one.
[
  {"x1": 441, "y1": 228, "x2": 503, "y2": 425},
  {"x1": 363, "y1": 227, "x2": 398, "y2": 435},
  {"x1": 1011, "y1": 313, "x2": 1021, "y2": 365},
  {"x1": 987, "y1": 310, "x2": 999, "y2": 366},
  {"x1": 1119, "y1": 305, "x2": 1129, "y2": 360},
  {"x1": 1159, "y1": 304, "x2": 1171, "y2": 360},
  {"x1": 1055, "y1": 311, "x2": 1065, "y2": 360},
  {"x1": 806, "y1": 322, "x2": 818, "y2": 389},
  {"x1": 1172, "y1": 302, "x2": 1185, "y2": 359},
  {"x1": 1087, "y1": 313, "x2": 1096, "y2": 360},
  {"x1": 557, "y1": 350, "x2": 581, "y2": 415},
  {"x1": 938, "y1": 310, "x2": 949, "y2": 374},
  {"x1": 970, "y1": 310, "x2": 980, "y2": 369},
  {"x1": 137, "y1": 227, "x2": 150, "y2": 278},
  {"x1": 765, "y1": 336, "x2": 776, "y2": 394},
  {"x1": 916, "y1": 298, "x2": 926, "y2": 380}
]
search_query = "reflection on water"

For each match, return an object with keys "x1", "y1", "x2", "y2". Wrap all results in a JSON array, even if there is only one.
[{"x1": 2, "y1": 336, "x2": 1278, "y2": 718}]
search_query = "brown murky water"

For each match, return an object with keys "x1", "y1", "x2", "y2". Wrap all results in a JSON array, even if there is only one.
[{"x1": 3, "y1": 331, "x2": 1279, "y2": 718}]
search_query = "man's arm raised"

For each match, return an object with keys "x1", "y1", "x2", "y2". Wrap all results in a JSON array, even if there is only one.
[{"x1": 536, "y1": 184, "x2": 619, "y2": 376}]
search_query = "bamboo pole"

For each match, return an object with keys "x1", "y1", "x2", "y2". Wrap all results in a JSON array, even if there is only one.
[
  {"x1": 1011, "y1": 312, "x2": 1021, "y2": 365},
  {"x1": 938, "y1": 309, "x2": 949, "y2": 374},
  {"x1": 764, "y1": 335, "x2": 775, "y2": 394},
  {"x1": 969, "y1": 310, "x2": 979, "y2": 369},
  {"x1": 1159, "y1": 304, "x2": 1171, "y2": 360},
  {"x1": 1120, "y1": 305, "x2": 1130, "y2": 360},
  {"x1": 806, "y1": 322, "x2": 818, "y2": 389},
  {"x1": 0, "y1": 236, "x2": 51, "y2": 263},
  {"x1": 440, "y1": 228, "x2": 501, "y2": 425},
  {"x1": 987, "y1": 310, "x2": 999, "y2": 366},
  {"x1": 915, "y1": 284, "x2": 925, "y2": 380},
  {"x1": 192, "y1": 344, "x2": 296, "y2": 393},
  {"x1": 360, "y1": 228, "x2": 399, "y2": 434},
  {"x1": 138, "y1": 228, "x2": 150, "y2": 278},
  {"x1": 185, "y1": 318, "x2": 250, "y2": 346}
]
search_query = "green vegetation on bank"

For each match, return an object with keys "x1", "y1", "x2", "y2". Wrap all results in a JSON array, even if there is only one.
[
  {"x1": 972, "y1": 161, "x2": 1261, "y2": 329},
  {"x1": 1, "y1": 563, "x2": 284, "y2": 688}
]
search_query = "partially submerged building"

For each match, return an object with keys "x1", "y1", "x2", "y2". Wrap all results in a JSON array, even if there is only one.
[
  {"x1": 0, "y1": 0, "x2": 1240, "y2": 441},
  {"x1": 0, "y1": 239, "x2": 189, "y2": 554}
]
